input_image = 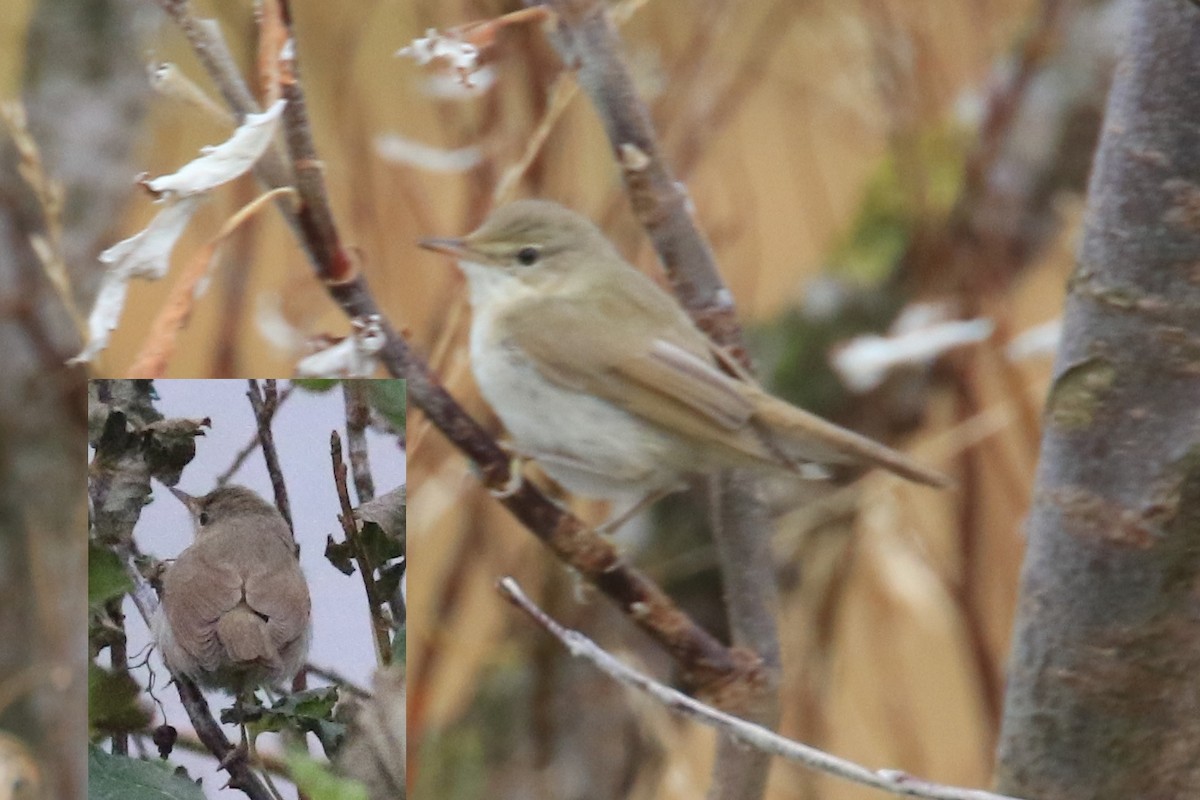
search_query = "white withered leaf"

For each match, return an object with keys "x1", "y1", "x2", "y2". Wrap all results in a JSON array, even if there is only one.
[
  {"x1": 145, "y1": 99, "x2": 286, "y2": 197},
  {"x1": 69, "y1": 196, "x2": 203, "y2": 364}
]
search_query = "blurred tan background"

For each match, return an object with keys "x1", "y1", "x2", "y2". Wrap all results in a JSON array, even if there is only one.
[{"x1": 0, "y1": 0, "x2": 1116, "y2": 797}]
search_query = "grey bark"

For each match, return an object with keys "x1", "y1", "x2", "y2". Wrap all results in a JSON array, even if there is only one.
[{"x1": 994, "y1": 2, "x2": 1200, "y2": 797}]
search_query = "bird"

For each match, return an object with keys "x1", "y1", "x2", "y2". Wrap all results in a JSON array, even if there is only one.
[
  {"x1": 154, "y1": 485, "x2": 311, "y2": 693},
  {"x1": 420, "y1": 200, "x2": 949, "y2": 530}
]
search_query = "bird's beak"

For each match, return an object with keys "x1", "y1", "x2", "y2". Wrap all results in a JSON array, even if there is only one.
[
  {"x1": 169, "y1": 487, "x2": 197, "y2": 512},
  {"x1": 418, "y1": 236, "x2": 477, "y2": 261}
]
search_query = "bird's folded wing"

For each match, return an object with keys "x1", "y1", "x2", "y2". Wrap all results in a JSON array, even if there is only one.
[
  {"x1": 163, "y1": 549, "x2": 243, "y2": 671},
  {"x1": 507, "y1": 299, "x2": 780, "y2": 465},
  {"x1": 508, "y1": 296, "x2": 951, "y2": 487},
  {"x1": 245, "y1": 554, "x2": 311, "y2": 648}
]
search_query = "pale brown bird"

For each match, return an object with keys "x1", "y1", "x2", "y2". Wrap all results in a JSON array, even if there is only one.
[
  {"x1": 154, "y1": 485, "x2": 311, "y2": 692},
  {"x1": 421, "y1": 200, "x2": 949, "y2": 528}
]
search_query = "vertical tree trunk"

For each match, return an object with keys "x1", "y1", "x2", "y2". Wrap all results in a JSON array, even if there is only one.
[{"x1": 994, "y1": 2, "x2": 1200, "y2": 797}]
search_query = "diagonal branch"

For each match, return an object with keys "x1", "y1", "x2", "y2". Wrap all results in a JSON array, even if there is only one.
[
  {"x1": 149, "y1": 0, "x2": 755, "y2": 698},
  {"x1": 500, "y1": 577, "x2": 1026, "y2": 800}
]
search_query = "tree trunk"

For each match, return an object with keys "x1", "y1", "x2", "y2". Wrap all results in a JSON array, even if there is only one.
[{"x1": 994, "y1": 2, "x2": 1200, "y2": 797}]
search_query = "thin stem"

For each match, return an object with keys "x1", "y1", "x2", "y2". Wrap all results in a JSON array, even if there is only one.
[
  {"x1": 245, "y1": 379, "x2": 293, "y2": 532},
  {"x1": 499, "y1": 577, "x2": 1026, "y2": 800},
  {"x1": 331, "y1": 431, "x2": 392, "y2": 667},
  {"x1": 216, "y1": 384, "x2": 295, "y2": 487},
  {"x1": 342, "y1": 382, "x2": 375, "y2": 504}
]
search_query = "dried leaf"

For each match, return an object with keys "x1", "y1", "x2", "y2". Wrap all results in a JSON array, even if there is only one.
[
  {"x1": 69, "y1": 196, "x2": 204, "y2": 365},
  {"x1": 145, "y1": 99, "x2": 286, "y2": 197}
]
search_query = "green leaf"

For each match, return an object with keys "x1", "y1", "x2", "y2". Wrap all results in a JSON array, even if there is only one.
[
  {"x1": 325, "y1": 535, "x2": 357, "y2": 576},
  {"x1": 287, "y1": 752, "x2": 369, "y2": 800},
  {"x1": 251, "y1": 687, "x2": 347, "y2": 756},
  {"x1": 89, "y1": 663, "x2": 151, "y2": 737},
  {"x1": 377, "y1": 561, "x2": 404, "y2": 604},
  {"x1": 356, "y1": 485, "x2": 406, "y2": 547},
  {"x1": 88, "y1": 541, "x2": 132, "y2": 607},
  {"x1": 360, "y1": 521, "x2": 403, "y2": 567},
  {"x1": 292, "y1": 379, "x2": 342, "y2": 393},
  {"x1": 87, "y1": 745, "x2": 205, "y2": 800},
  {"x1": 364, "y1": 380, "x2": 406, "y2": 433}
]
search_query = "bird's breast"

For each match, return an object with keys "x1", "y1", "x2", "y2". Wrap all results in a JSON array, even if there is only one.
[{"x1": 466, "y1": 308, "x2": 687, "y2": 500}]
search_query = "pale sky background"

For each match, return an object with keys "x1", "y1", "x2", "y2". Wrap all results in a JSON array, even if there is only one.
[{"x1": 116, "y1": 379, "x2": 405, "y2": 796}]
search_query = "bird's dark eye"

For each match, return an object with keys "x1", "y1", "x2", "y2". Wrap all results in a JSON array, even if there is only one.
[
  {"x1": 516, "y1": 246, "x2": 540, "y2": 266},
  {"x1": 199, "y1": 511, "x2": 210, "y2": 526}
]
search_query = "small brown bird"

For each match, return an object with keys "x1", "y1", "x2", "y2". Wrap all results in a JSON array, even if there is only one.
[
  {"x1": 154, "y1": 485, "x2": 311, "y2": 692},
  {"x1": 420, "y1": 200, "x2": 949, "y2": 527}
]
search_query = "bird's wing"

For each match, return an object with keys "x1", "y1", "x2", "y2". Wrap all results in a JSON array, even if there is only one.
[
  {"x1": 241, "y1": 528, "x2": 310, "y2": 649},
  {"x1": 162, "y1": 548, "x2": 243, "y2": 672},
  {"x1": 504, "y1": 293, "x2": 781, "y2": 466},
  {"x1": 506, "y1": 290, "x2": 951, "y2": 488}
]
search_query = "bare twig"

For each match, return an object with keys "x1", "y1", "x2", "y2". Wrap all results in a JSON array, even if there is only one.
[
  {"x1": 155, "y1": 0, "x2": 296, "y2": 195},
  {"x1": 342, "y1": 382, "x2": 375, "y2": 504},
  {"x1": 245, "y1": 379, "x2": 293, "y2": 532},
  {"x1": 215, "y1": 384, "x2": 295, "y2": 487},
  {"x1": 303, "y1": 664, "x2": 371, "y2": 700},
  {"x1": 330, "y1": 431, "x2": 392, "y2": 667},
  {"x1": 530, "y1": 0, "x2": 746, "y2": 356},
  {"x1": 499, "y1": 577, "x2": 1027, "y2": 800},
  {"x1": 104, "y1": 598, "x2": 129, "y2": 756}
]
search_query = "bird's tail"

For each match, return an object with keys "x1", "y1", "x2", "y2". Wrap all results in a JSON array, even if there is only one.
[
  {"x1": 216, "y1": 604, "x2": 283, "y2": 671},
  {"x1": 751, "y1": 391, "x2": 953, "y2": 488}
]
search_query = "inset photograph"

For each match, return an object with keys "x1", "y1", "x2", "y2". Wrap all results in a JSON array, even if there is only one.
[{"x1": 88, "y1": 379, "x2": 405, "y2": 799}]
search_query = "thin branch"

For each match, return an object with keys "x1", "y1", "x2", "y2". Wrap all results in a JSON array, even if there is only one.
[
  {"x1": 499, "y1": 577, "x2": 1027, "y2": 800},
  {"x1": 303, "y1": 663, "x2": 371, "y2": 700},
  {"x1": 245, "y1": 379, "x2": 293, "y2": 532},
  {"x1": 155, "y1": 0, "x2": 296, "y2": 193},
  {"x1": 342, "y1": 382, "x2": 375, "y2": 504},
  {"x1": 530, "y1": 0, "x2": 748, "y2": 357},
  {"x1": 215, "y1": 384, "x2": 295, "y2": 487},
  {"x1": 330, "y1": 430, "x2": 391, "y2": 667},
  {"x1": 275, "y1": 0, "x2": 354, "y2": 284},
  {"x1": 104, "y1": 598, "x2": 130, "y2": 756}
]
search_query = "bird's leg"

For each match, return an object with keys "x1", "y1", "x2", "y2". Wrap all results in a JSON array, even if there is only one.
[
  {"x1": 232, "y1": 682, "x2": 287, "y2": 800},
  {"x1": 597, "y1": 484, "x2": 685, "y2": 536},
  {"x1": 218, "y1": 682, "x2": 251, "y2": 770}
]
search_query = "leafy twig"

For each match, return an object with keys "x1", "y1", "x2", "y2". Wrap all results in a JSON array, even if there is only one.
[{"x1": 330, "y1": 431, "x2": 392, "y2": 667}]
